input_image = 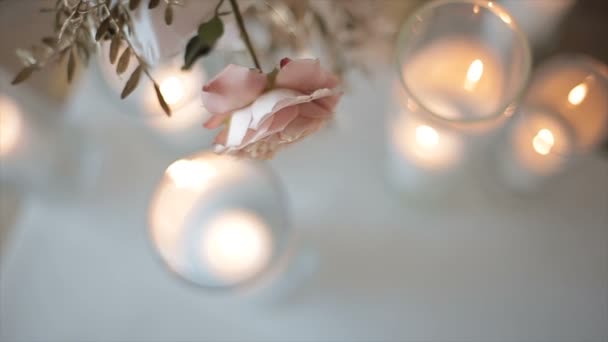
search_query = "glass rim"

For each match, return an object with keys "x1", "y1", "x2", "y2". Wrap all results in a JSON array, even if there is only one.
[{"x1": 395, "y1": 0, "x2": 532, "y2": 125}]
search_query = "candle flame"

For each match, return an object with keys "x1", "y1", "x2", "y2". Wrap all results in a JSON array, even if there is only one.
[
  {"x1": 166, "y1": 159, "x2": 217, "y2": 189},
  {"x1": 532, "y1": 128, "x2": 555, "y2": 156},
  {"x1": 567, "y1": 82, "x2": 588, "y2": 106},
  {"x1": 415, "y1": 125, "x2": 439, "y2": 147},
  {"x1": 464, "y1": 59, "x2": 484, "y2": 91},
  {"x1": 159, "y1": 76, "x2": 185, "y2": 106}
]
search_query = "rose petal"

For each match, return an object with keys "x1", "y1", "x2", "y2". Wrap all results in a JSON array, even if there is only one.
[
  {"x1": 250, "y1": 89, "x2": 302, "y2": 129},
  {"x1": 226, "y1": 106, "x2": 252, "y2": 147},
  {"x1": 203, "y1": 112, "x2": 232, "y2": 129},
  {"x1": 280, "y1": 116, "x2": 323, "y2": 143},
  {"x1": 202, "y1": 64, "x2": 267, "y2": 114},
  {"x1": 214, "y1": 126, "x2": 229, "y2": 145},
  {"x1": 275, "y1": 59, "x2": 339, "y2": 93}
]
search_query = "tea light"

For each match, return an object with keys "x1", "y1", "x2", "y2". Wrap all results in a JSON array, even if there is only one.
[
  {"x1": 526, "y1": 56, "x2": 608, "y2": 151},
  {"x1": 201, "y1": 209, "x2": 272, "y2": 283},
  {"x1": 402, "y1": 37, "x2": 505, "y2": 122},
  {"x1": 387, "y1": 107, "x2": 464, "y2": 193},
  {"x1": 498, "y1": 109, "x2": 573, "y2": 191},
  {"x1": 0, "y1": 95, "x2": 23, "y2": 157},
  {"x1": 149, "y1": 152, "x2": 289, "y2": 289}
]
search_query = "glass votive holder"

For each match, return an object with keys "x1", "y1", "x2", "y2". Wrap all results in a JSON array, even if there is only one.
[
  {"x1": 388, "y1": 0, "x2": 531, "y2": 196},
  {"x1": 148, "y1": 152, "x2": 294, "y2": 294},
  {"x1": 492, "y1": 54, "x2": 608, "y2": 193},
  {"x1": 493, "y1": 105, "x2": 575, "y2": 193},
  {"x1": 523, "y1": 55, "x2": 608, "y2": 152}
]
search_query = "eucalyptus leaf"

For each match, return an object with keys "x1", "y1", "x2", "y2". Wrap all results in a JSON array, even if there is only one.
[
  {"x1": 11, "y1": 66, "x2": 36, "y2": 85},
  {"x1": 129, "y1": 0, "x2": 141, "y2": 10},
  {"x1": 148, "y1": 0, "x2": 161, "y2": 9},
  {"x1": 164, "y1": 5, "x2": 173, "y2": 25},
  {"x1": 116, "y1": 47, "x2": 131, "y2": 75},
  {"x1": 154, "y1": 83, "x2": 171, "y2": 117},
  {"x1": 95, "y1": 18, "x2": 111, "y2": 41},
  {"x1": 109, "y1": 34, "x2": 121, "y2": 64},
  {"x1": 67, "y1": 48, "x2": 76, "y2": 82},
  {"x1": 121, "y1": 65, "x2": 143, "y2": 99}
]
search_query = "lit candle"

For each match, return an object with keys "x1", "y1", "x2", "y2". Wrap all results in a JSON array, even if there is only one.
[
  {"x1": 149, "y1": 153, "x2": 286, "y2": 288},
  {"x1": 401, "y1": 37, "x2": 505, "y2": 123},
  {"x1": 526, "y1": 56, "x2": 608, "y2": 151},
  {"x1": 201, "y1": 209, "x2": 272, "y2": 283},
  {"x1": 0, "y1": 95, "x2": 23, "y2": 157},
  {"x1": 497, "y1": 109, "x2": 573, "y2": 191},
  {"x1": 387, "y1": 105, "x2": 464, "y2": 194}
]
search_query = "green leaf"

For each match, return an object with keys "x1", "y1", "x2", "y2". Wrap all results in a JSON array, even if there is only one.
[
  {"x1": 182, "y1": 35, "x2": 211, "y2": 70},
  {"x1": 198, "y1": 15, "x2": 224, "y2": 47}
]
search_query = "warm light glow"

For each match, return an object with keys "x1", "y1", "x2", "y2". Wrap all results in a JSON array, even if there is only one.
[
  {"x1": 464, "y1": 59, "x2": 484, "y2": 91},
  {"x1": 159, "y1": 76, "x2": 185, "y2": 106},
  {"x1": 488, "y1": 2, "x2": 494, "y2": 8},
  {"x1": 532, "y1": 128, "x2": 555, "y2": 155},
  {"x1": 0, "y1": 96, "x2": 23, "y2": 156},
  {"x1": 567, "y1": 82, "x2": 588, "y2": 106},
  {"x1": 202, "y1": 210, "x2": 272, "y2": 282},
  {"x1": 473, "y1": 5, "x2": 480, "y2": 14},
  {"x1": 165, "y1": 159, "x2": 217, "y2": 189},
  {"x1": 499, "y1": 12, "x2": 512, "y2": 24},
  {"x1": 415, "y1": 125, "x2": 439, "y2": 147}
]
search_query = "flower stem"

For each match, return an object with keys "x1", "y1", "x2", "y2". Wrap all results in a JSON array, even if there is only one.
[{"x1": 228, "y1": 0, "x2": 261, "y2": 70}]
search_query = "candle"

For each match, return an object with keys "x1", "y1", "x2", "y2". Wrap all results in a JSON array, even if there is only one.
[
  {"x1": 0, "y1": 94, "x2": 23, "y2": 157},
  {"x1": 201, "y1": 209, "x2": 272, "y2": 283},
  {"x1": 401, "y1": 37, "x2": 505, "y2": 122},
  {"x1": 525, "y1": 56, "x2": 608, "y2": 151},
  {"x1": 497, "y1": 109, "x2": 573, "y2": 191},
  {"x1": 148, "y1": 152, "x2": 288, "y2": 288},
  {"x1": 387, "y1": 102, "x2": 464, "y2": 194}
]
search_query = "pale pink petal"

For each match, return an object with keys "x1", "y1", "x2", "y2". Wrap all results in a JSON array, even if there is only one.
[
  {"x1": 280, "y1": 116, "x2": 323, "y2": 142},
  {"x1": 202, "y1": 64, "x2": 267, "y2": 114},
  {"x1": 203, "y1": 112, "x2": 232, "y2": 129},
  {"x1": 250, "y1": 88, "x2": 342, "y2": 129},
  {"x1": 250, "y1": 89, "x2": 302, "y2": 129},
  {"x1": 226, "y1": 106, "x2": 252, "y2": 147},
  {"x1": 275, "y1": 59, "x2": 339, "y2": 93},
  {"x1": 297, "y1": 101, "x2": 333, "y2": 118},
  {"x1": 214, "y1": 126, "x2": 228, "y2": 145}
]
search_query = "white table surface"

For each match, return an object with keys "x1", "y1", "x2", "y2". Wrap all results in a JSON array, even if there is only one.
[{"x1": 1, "y1": 1, "x2": 607, "y2": 341}]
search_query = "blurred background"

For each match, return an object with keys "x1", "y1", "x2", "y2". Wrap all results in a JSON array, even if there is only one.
[{"x1": 1, "y1": 0, "x2": 607, "y2": 341}]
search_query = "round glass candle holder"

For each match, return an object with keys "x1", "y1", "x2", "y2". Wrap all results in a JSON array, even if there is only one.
[
  {"x1": 148, "y1": 152, "x2": 293, "y2": 292},
  {"x1": 395, "y1": 0, "x2": 531, "y2": 129},
  {"x1": 522, "y1": 55, "x2": 608, "y2": 152},
  {"x1": 388, "y1": 0, "x2": 531, "y2": 197},
  {"x1": 493, "y1": 105, "x2": 575, "y2": 193}
]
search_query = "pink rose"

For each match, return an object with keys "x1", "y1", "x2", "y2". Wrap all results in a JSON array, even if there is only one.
[{"x1": 202, "y1": 58, "x2": 342, "y2": 159}]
